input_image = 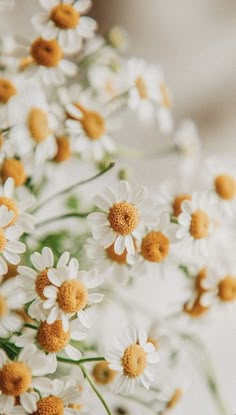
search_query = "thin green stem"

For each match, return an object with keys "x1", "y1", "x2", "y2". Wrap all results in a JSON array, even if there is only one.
[
  {"x1": 33, "y1": 162, "x2": 115, "y2": 213},
  {"x1": 57, "y1": 356, "x2": 105, "y2": 365},
  {"x1": 24, "y1": 323, "x2": 38, "y2": 330},
  {"x1": 36, "y1": 212, "x2": 91, "y2": 228}
]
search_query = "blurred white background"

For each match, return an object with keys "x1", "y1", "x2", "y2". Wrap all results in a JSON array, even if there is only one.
[{"x1": 1, "y1": 1, "x2": 236, "y2": 414}]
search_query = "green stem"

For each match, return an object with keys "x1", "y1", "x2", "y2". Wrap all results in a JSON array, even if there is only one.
[
  {"x1": 36, "y1": 212, "x2": 92, "y2": 228},
  {"x1": 33, "y1": 162, "x2": 115, "y2": 213},
  {"x1": 57, "y1": 356, "x2": 105, "y2": 365},
  {"x1": 24, "y1": 323, "x2": 38, "y2": 330}
]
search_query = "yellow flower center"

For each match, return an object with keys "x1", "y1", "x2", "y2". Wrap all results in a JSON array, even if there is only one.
[
  {"x1": 3, "y1": 263, "x2": 18, "y2": 281},
  {"x1": 0, "y1": 228, "x2": 7, "y2": 252},
  {"x1": 35, "y1": 269, "x2": 51, "y2": 300},
  {"x1": 141, "y1": 231, "x2": 170, "y2": 263},
  {"x1": 1, "y1": 159, "x2": 26, "y2": 187},
  {"x1": 106, "y1": 242, "x2": 128, "y2": 264},
  {"x1": 135, "y1": 76, "x2": 148, "y2": 99},
  {"x1": 190, "y1": 209, "x2": 210, "y2": 239},
  {"x1": 0, "y1": 197, "x2": 18, "y2": 226},
  {"x1": 36, "y1": 320, "x2": 70, "y2": 353},
  {"x1": 195, "y1": 267, "x2": 208, "y2": 294},
  {"x1": 30, "y1": 37, "x2": 63, "y2": 68},
  {"x1": 34, "y1": 396, "x2": 64, "y2": 415},
  {"x1": 92, "y1": 361, "x2": 117, "y2": 385},
  {"x1": 172, "y1": 194, "x2": 191, "y2": 217},
  {"x1": 160, "y1": 83, "x2": 171, "y2": 109},
  {"x1": 108, "y1": 202, "x2": 139, "y2": 235},
  {"x1": 0, "y1": 362, "x2": 31, "y2": 396},
  {"x1": 184, "y1": 296, "x2": 209, "y2": 318},
  {"x1": 54, "y1": 136, "x2": 71, "y2": 163},
  {"x1": 57, "y1": 280, "x2": 88, "y2": 313},
  {"x1": 0, "y1": 79, "x2": 17, "y2": 104},
  {"x1": 68, "y1": 403, "x2": 84, "y2": 411},
  {"x1": 218, "y1": 276, "x2": 236, "y2": 302},
  {"x1": 50, "y1": 3, "x2": 80, "y2": 30},
  {"x1": 0, "y1": 294, "x2": 7, "y2": 317},
  {"x1": 122, "y1": 344, "x2": 147, "y2": 378},
  {"x1": 28, "y1": 108, "x2": 50, "y2": 143},
  {"x1": 166, "y1": 388, "x2": 183, "y2": 409},
  {"x1": 214, "y1": 174, "x2": 236, "y2": 200}
]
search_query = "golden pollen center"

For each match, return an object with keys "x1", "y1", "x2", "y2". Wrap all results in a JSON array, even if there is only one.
[
  {"x1": 195, "y1": 267, "x2": 208, "y2": 294},
  {"x1": 35, "y1": 269, "x2": 51, "y2": 300},
  {"x1": 214, "y1": 174, "x2": 236, "y2": 200},
  {"x1": 172, "y1": 194, "x2": 191, "y2": 217},
  {"x1": 54, "y1": 136, "x2": 71, "y2": 163},
  {"x1": 184, "y1": 297, "x2": 209, "y2": 318},
  {"x1": 36, "y1": 320, "x2": 70, "y2": 353},
  {"x1": 0, "y1": 79, "x2": 17, "y2": 104},
  {"x1": 166, "y1": 388, "x2": 183, "y2": 409},
  {"x1": 34, "y1": 396, "x2": 64, "y2": 415},
  {"x1": 50, "y1": 4, "x2": 79, "y2": 30},
  {"x1": 30, "y1": 37, "x2": 63, "y2": 67},
  {"x1": 0, "y1": 228, "x2": 7, "y2": 253},
  {"x1": 0, "y1": 362, "x2": 31, "y2": 396},
  {"x1": 57, "y1": 280, "x2": 88, "y2": 313},
  {"x1": 0, "y1": 294, "x2": 7, "y2": 317},
  {"x1": 122, "y1": 344, "x2": 147, "y2": 378},
  {"x1": 28, "y1": 107, "x2": 50, "y2": 143},
  {"x1": 81, "y1": 110, "x2": 106, "y2": 140},
  {"x1": 190, "y1": 209, "x2": 210, "y2": 239},
  {"x1": 218, "y1": 276, "x2": 236, "y2": 302},
  {"x1": 106, "y1": 242, "x2": 127, "y2": 264},
  {"x1": 108, "y1": 202, "x2": 139, "y2": 235},
  {"x1": 135, "y1": 76, "x2": 148, "y2": 99},
  {"x1": 0, "y1": 197, "x2": 18, "y2": 226},
  {"x1": 92, "y1": 361, "x2": 116, "y2": 385},
  {"x1": 141, "y1": 231, "x2": 170, "y2": 263},
  {"x1": 1, "y1": 159, "x2": 26, "y2": 187}
]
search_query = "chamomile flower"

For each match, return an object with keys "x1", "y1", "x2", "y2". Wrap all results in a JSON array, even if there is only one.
[
  {"x1": 88, "y1": 181, "x2": 156, "y2": 256},
  {"x1": 32, "y1": 0, "x2": 97, "y2": 53},
  {"x1": 106, "y1": 326, "x2": 160, "y2": 394},
  {"x1": 0, "y1": 278, "x2": 25, "y2": 338},
  {"x1": 21, "y1": 36, "x2": 77, "y2": 84},
  {"x1": 156, "y1": 180, "x2": 192, "y2": 218},
  {"x1": 92, "y1": 360, "x2": 117, "y2": 387},
  {"x1": 43, "y1": 257, "x2": 104, "y2": 331},
  {"x1": 0, "y1": 205, "x2": 25, "y2": 275},
  {"x1": 7, "y1": 87, "x2": 58, "y2": 164},
  {"x1": 0, "y1": 75, "x2": 17, "y2": 107},
  {"x1": 65, "y1": 92, "x2": 117, "y2": 161},
  {"x1": 0, "y1": 158, "x2": 27, "y2": 187},
  {"x1": 15, "y1": 318, "x2": 87, "y2": 366},
  {"x1": 0, "y1": 344, "x2": 55, "y2": 414},
  {"x1": 0, "y1": 178, "x2": 35, "y2": 233},
  {"x1": 176, "y1": 192, "x2": 218, "y2": 256},
  {"x1": 17, "y1": 248, "x2": 70, "y2": 321},
  {"x1": 86, "y1": 237, "x2": 132, "y2": 284}
]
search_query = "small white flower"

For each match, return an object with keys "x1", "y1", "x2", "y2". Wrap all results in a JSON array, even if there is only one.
[
  {"x1": 0, "y1": 278, "x2": 25, "y2": 338},
  {"x1": 0, "y1": 344, "x2": 55, "y2": 414},
  {"x1": 7, "y1": 87, "x2": 58, "y2": 165},
  {"x1": 17, "y1": 248, "x2": 70, "y2": 322},
  {"x1": 32, "y1": 0, "x2": 97, "y2": 53},
  {"x1": 43, "y1": 257, "x2": 104, "y2": 331},
  {"x1": 0, "y1": 178, "x2": 35, "y2": 233},
  {"x1": 88, "y1": 181, "x2": 156, "y2": 256},
  {"x1": 0, "y1": 205, "x2": 25, "y2": 275},
  {"x1": 106, "y1": 326, "x2": 160, "y2": 394}
]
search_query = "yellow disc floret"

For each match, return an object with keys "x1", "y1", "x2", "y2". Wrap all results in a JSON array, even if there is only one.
[
  {"x1": 108, "y1": 202, "x2": 139, "y2": 235},
  {"x1": 106, "y1": 242, "x2": 128, "y2": 264},
  {"x1": 57, "y1": 280, "x2": 88, "y2": 313},
  {"x1": 0, "y1": 362, "x2": 31, "y2": 396},
  {"x1": 50, "y1": 3, "x2": 80, "y2": 30},
  {"x1": 36, "y1": 320, "x2": 70, "y2": 353},
  {"x1": 34, "y1": 396, "x2": 64, "y2": 415},
  {"x1": 172, "y1": 194, "x2": 191, "y2": 217},
  {"x1": 122, "y1": 344, "x2": 147, "y2": 378},
  {"x1": 141, "y1": 231, "x2": 170, "y2": 263},
  {"x1": 1, "y1": 159, "x2": 26, "y2": 187},
  {"x1": 54, "y1": 136, "x2": 71, "y2": 162},
  {"x1": 30, "y1": 37, "x2": 63, "y2": 68},
  {"x1": 190, "y1": 209, "x2": 210, "y2": 239},
  {"x1": 214, "y1": 174, "x2": 236, "y2": 200},
  {"x1": 218, "y1": 276, "x2": 236, "y2": 302},
  {"x1": 0, "y1": 79, "x2": 17, "y2": 104},
  {"x1": 0, "y1": 295, "x2": 7, "y2": 317},
  {"x1": 92, "y1": 361, "x2": 116, "y2": 385},
  {"x1": 35, "y1": 269, "x2": 51, "y2": 300}
]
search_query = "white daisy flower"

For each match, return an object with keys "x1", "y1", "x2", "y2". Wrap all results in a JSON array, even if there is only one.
[
  {"x1": 15, "y1": 317, "x2": 87, "y2": 366},
  {"x1": 0, "y1": 344, "x2": 55, "y2": 414},
  {"x1": 43, "y1": 257, "x2": 104, "y2": 331},
  {"x1": 129, "y1": 212, "x2": 177, "y2": 277},
  {"x1": 86, "y1": 237, "x2": 132, "y2": 285},
  {"x1": 32, "y1": 0, "x2": 97, "y2": 53},
  {"x1": 106, "y1": 326, "x2": 160, "y2": 394},
  {"x1": 0, "y1": 178, "x2": 35, "y2": 233},
  {"x1": 88, "y1": 181, "x2": 157, "y2": 256},
  {"x1": 174, "y1": 120, "x2": 201, "y2": 177},
  {"x1": 65, "y1": 91, "x2": 117, "y2": 161},
  {"x1": 7, "y1": 87, "x2": 58, "y2": 165},
  {"x1": 17, "y1": 248, "x2": 70, "y2": 322},
  {"x1": 176, "y1": 192, "x2": 218, "y2": 256},
  {"x1": 156, "y1": 180, "x2": 193, "y2": 218},
  {"x1": 0, "y1": 205, "x2": 25, "y2": 275},
  {"x1": 0, "y1": 278, "x2": 25, "y2": 338},
  {"x1": 21, "y1": 36, "x2": 77, "y2": 84}
]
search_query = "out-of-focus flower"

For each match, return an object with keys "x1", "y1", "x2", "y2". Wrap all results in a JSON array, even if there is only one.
[{"x1": 0, "y1": 277, "x2": 25, "y2": 338}]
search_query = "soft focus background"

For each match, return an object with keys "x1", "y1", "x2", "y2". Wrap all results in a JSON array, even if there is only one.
[{"x1": 1, "y1": 1, "x2": 236, "y2": 414}]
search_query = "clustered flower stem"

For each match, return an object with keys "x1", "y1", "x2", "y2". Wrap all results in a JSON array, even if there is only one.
[{"x1": 36, "y1": 212, "x2": 92, "y2": 228}]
